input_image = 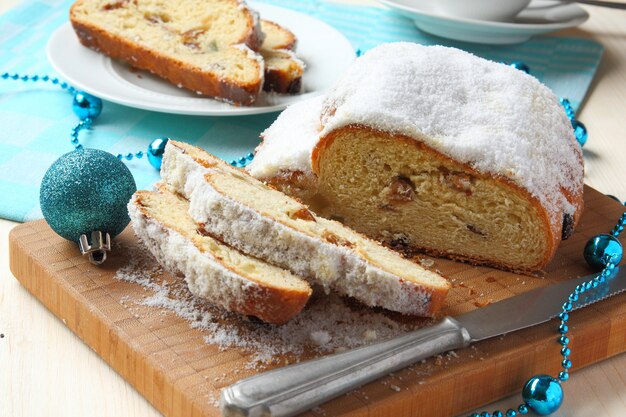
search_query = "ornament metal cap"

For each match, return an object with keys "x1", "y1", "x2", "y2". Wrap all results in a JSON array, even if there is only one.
[{"x1": 79, "y1": 231, "x2": 111, "y2": 265}]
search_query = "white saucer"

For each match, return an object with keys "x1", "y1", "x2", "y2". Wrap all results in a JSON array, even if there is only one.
[
  {"x1": 46, "y1": 2, "x2": 354, "y2": 116},
  {"x1": 378, "y1": 0, "x2": 589, "y2": 44}
]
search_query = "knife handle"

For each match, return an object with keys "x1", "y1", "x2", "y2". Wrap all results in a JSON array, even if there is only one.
[{"x1": 220, "y1": 317, "x2": 471, "y2": 417}]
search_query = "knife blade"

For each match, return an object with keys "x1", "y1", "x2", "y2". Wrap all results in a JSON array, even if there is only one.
[{"x1": 221, "y1": 267, "x2": 626, "y2": 417}]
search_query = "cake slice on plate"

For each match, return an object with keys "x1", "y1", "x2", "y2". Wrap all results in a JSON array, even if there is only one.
[
  {"x1": 128, "y1": 185, "x2": 312, "y2": 324},
  {"x1": 161, "y1": 140, "x2": 451, "y2": 317},
  {"x1": 259, "y1": 20, "x2": 304, "y2": 94},
  {"x1": 70, "y1": 0, "x2": 265, "y2": 105}
]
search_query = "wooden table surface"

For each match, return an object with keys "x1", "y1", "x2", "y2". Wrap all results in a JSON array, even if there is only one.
[{"x1": 1, "y1": 1, "x2": 625, "y2": 417}]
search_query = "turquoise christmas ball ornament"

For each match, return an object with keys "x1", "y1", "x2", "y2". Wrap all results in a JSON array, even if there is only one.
[
  {"x1": 40, "y1": 149, "x2": 136, "y2": 243},
  {"x1": 147, "y1": 137, "x2": 169, "y2": 170},
  {"x1": 584, "y1": 234, "x2": 623, "y2": 270},
  {"x1": 522, "y1": 375, "x2": 563, "y2": 415},
  {"x1": 72, "y1": 91, "x2": 103, "y2": 120}
]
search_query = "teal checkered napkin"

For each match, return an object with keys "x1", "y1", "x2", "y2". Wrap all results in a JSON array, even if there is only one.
[{"x1": 0, "y1": 0, "x2": 603, "y2": 222}]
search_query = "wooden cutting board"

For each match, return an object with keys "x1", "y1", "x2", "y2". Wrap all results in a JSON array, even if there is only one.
[{"x1": 9, "y1": 185, "x2": 626, "y2": 417}]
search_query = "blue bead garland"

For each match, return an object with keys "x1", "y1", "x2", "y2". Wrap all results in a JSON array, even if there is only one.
[{"x1": 457, "y1": 63, "x2": 623, "y2": 417}]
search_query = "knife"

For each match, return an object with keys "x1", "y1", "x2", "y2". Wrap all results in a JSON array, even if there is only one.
[{"x1": 221, "y1": 267, "x2": 626, "y2": 417}]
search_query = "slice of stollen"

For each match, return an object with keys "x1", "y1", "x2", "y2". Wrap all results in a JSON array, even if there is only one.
[
  {"x1": 70, "y1": 0, "x2": 265, "y2": 105},
  {"x1": 260, "y1": 20, "x2": 304, "y2": 94},
  {"x1": 128, "y1": 186, "x2": 312, "y2": 324},
  {"x1": 161, "y1": 140, "x2": 450, "y2": 317}
]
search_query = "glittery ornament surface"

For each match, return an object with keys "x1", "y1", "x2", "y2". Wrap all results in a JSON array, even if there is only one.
[{"x1": 40, "y1": 149, "x2": 136, "y2": 242}]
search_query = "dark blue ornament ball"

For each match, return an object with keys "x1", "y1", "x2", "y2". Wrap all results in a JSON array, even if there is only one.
[
  {"x1": 583, "y1": 233, "x2": 623, "y2": 270},
  {"x1": 40, "y1": 149, "x2": 136, "y2": 242},
  {"x1": 72, "y1": 91, "x2": 103, "y2": 120},
  {"x1": 522, "y1": 375, "x2": 563, "y2": 415},
  {"x1": 147, "y1": 137, "x2": 169, "y2": 170}
]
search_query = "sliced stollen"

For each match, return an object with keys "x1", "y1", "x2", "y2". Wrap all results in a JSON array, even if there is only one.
[
  {"x1": 128, "y1": 186, "x2": 312, "y2": 324},
  {"x1": 70, "y1": 0, "x2": 265, "y2": 105},
  {"x1": 260, "y1": 20, "x2": 304, "y2": 94},
  {"x1": 161, "y1": 140, "x2": 450, "y2": 317}
]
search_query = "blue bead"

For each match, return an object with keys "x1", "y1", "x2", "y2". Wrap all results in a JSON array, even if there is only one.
[
  {"x1": 135, "y1": 151, "x2": 144, "y2": 159},
  {"x1": 125, "y1": 152, "x2": 133, "y2": 161},
  {"x1": 42, "y1": 75, "x2": 49, "y2": 81},
  {"x1": 10, "y1": 73, "x2": 19, "y2": 80},
  {"x1": 559, "y1": 336, "x2": 569, "y2": 345},
  {"x1": 147, "y1": 137, "x2": 169, "y2": 170},
  {"x1": 571, "y1": 119, "x2": 587, "y2": 147},
  {"x1": 238, "y1": 157, "x2": 246, "y2": 165},
  {"x1": 74, "y1": 144, "x2": 83, "y2": 151},
  {"x1": 246, "y1": 152, "x2": 254, "y2": 159},
  {"x1": 356, "y1": 49, "x2": 363, "y2": 57},
  {"x1": 522, "y1": 375, "x2": 563, "y2": 415},
  {"x1": 21, "y1": 75, "x2": 29, "y2": 81},
  {"x1": 560, "y1": 98, "x2": 572, "y2": 107},
  {"x1": 562, "y1": 359, "x2": 572, "y2": 369},
  {"x1": 509, "y1": 61, "x2": 530, "y2": 74},
  {"x1": 569, "y1": 293, "x2": 578, "y2": 302},
  {"x1": 559, "y1": 324, "x2": 568, "y2": 334},
  {"x1": 31, "y1": 75, "x2": 39, "y2": 81},
  {"x1": 562, "y1": 302, "x2": 572, "y2": 312},
  {"x1": 40, "y1": 149, "x2": 136, "y2": 242},
  {"x1": 469, "y1": 414, "x2": 480, "y2": 417},
  {"x1": 117, "y1": 154, "x2": 123, "y2": 160},
  {"x1": 51, "y1": 77, "x2": 59, "y2": 84},
  {"x1": 559, "y1": 371, "x2": 569, "y2": 381},
  {"x1": 493, "y1": 412, "x2": 503, "y2": 417},
  {"x1": 559, "y1": 312, "x2": 569, "y2": 321},
  {"x1": 480, "y1": 412, "x2": 490, "y2": 417},
  {"x1": 518, "y1": 404, "x2": 528, "y2": 414},
  {"x1": 1, "y1": 72, "x2": 8, "y2": 79},
  {"x1": 72, "y1": 91, "x2": 103, "y2": 120},
  {"x1": 60, "y1": 82, "x2": 68, "y2": 89},
  {"x1": 584, "y1": 234, "x2": 623, "y2": 270},
  {"x1": 506, "y1": 409, "x2": 516, "y2": 417},
  {"x1": 561, "y1": 347, "x2": 570, "y2": 356}
]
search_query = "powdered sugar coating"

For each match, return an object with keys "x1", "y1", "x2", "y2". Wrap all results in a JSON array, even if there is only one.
[
  {"x1": 247, "y1": 96, "x2": 323, "y2": 178},
  {"x1": 128, "y1": 196, "x2": 261, "y2": 313},
  {"x1": 251, "y1": 43, "x2": 583, "y2": 222},
  {"x1": 320, "y1": 43, "x2": 583, "y2": 218}
]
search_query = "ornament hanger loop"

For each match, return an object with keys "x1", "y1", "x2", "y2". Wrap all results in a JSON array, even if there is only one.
[{"x1": 79, "y1": 231, "x2": 111, "y2": 265}]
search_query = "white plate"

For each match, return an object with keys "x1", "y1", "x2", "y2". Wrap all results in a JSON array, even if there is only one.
[
  {"x1": 378, "y1": 0, "x2": 589, "y2": 45},
  {"x1": 46, "y1": 3, "x2": 354, "y2": 116}
]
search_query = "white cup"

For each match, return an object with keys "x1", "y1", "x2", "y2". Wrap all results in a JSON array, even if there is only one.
[{"x1": 435, "y1": 0, "x2": 532, "y2": 21}]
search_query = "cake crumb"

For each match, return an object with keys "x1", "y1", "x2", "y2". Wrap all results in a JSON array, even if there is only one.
[
  {"x1": 310, "y1": 331, "x2": 332, "y2": 347},
  {"x1": 362, "y1": 330, "x2": 377, "y2": 342}
]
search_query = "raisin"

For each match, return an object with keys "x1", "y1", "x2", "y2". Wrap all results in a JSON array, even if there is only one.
[
  {"x1": 562, "y1": 213, "x2": 574, "y2": 240},
  {"x1": 289, "y1": 207, "x2": 316, "y2": 222}
]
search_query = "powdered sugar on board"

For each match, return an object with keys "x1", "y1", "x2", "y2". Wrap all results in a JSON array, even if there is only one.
[{"x1": 114, "y1": 241, "x2": 431, "y2": 369}]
